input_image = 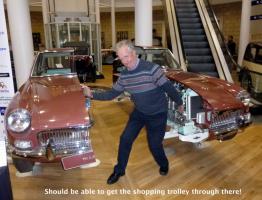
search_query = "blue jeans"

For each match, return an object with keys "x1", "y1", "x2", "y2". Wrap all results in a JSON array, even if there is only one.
[{"x1": 114, "y1": 109, "x2": 168, "y2": 174}]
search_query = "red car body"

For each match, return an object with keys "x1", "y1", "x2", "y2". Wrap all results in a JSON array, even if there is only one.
[
  {"x1": 5, "y1": 49, "x2": 95, "y2": 172},
  {"x1": 167, "y1": 70, "x2": 245, "y2": 110}
]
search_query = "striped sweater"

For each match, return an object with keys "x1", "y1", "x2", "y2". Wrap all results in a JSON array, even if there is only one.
[{"x1": 93, "y1": 59, "x2": 182, "y2": 115}]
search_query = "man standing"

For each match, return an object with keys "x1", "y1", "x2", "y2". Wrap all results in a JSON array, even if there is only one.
[
  {"x1": 84, "y1": 40, "x2": 183, "y2": 184},
  {"x1": 227, "y1": 35, "x2": 236, "y2": 57},
  {"x1": 153, "y1": 28, "x2": 162, "y2": 46}
]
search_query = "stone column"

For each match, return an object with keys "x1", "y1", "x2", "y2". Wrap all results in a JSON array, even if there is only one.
[
  {"x1": 237, "y1": 0, "x2": 251, "y2": 66},
  {"x1": 135, "y1": 0, "x2": 153, "y2": 46},
  {"x1": 7, "y1": 0, "x2": 34, "y2": 88}
]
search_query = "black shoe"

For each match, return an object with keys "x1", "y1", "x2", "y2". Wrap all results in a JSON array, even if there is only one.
[
  {"x1": 159, "y1": 166, "x2": 169, "y2": 176},
  {"x1": 107, "y1": 171, "x2": 125, "y2": 184}
]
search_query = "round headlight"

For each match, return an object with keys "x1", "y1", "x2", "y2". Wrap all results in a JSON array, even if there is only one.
[
  {"x1": 7, "y1": 109, "x2": 31, "y2": 132},
  {"x1": 236, "y1": 90, "x2": 250, "y2": 106}
]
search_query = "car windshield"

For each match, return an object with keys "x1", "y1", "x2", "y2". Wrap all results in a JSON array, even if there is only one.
[
  {"x1": 139, "y1": 48, "x2": 180, "y2": 69},
  {"x1": 32, "y1": 51, "x2": 76, "y2": 76},
  {"x1": 244, "y1": 43, "x2": 262, "y2": 64},
  {"x1": 256, "y1": 47, "x2": 262, "y2": 64}
]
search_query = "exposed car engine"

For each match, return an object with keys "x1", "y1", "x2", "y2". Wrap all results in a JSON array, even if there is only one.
[
  {"x1": 165, "y1": 83, "x2": 209, "y2": 143},
  {"x1": 164, "y1": 82, "x2": 251, "y2": 143}
]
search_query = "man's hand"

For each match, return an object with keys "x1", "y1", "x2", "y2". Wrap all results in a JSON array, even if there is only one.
[{"x1": 82, "y1": 85, "x2": 93, "y2": 98}]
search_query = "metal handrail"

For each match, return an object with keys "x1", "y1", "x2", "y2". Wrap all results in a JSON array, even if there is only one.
[
  {"x1": 203, "y1": 0, "x2": 241, "y2": 71},
  {"x1": 196, "y1": 0, "x2": 233, "y2": 82}
]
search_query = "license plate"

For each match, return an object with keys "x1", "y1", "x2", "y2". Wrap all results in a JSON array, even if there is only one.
[{"x1": 61, "y1": 151, "x2": 96, "y2": 170}]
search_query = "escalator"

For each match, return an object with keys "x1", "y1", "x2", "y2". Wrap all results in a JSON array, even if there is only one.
[
  {"x1": 163, "y1": 0, "x2": 237, "y2": 82},
  {"x1": 176, "y1": 0, "x2": 217, "y2": 77}
]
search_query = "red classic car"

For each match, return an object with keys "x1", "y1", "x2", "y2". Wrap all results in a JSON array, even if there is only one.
[
  {"x1": 5, "y1": 48, "x2": 97, "y2": 174},
  {"x1": 113, "y1": 47, "x2": 252, "y2": 143}
]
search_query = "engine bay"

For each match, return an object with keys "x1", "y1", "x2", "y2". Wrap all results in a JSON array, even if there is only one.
[{"x1": 165, "y1": 82, "x2": 209, "y2": 143}]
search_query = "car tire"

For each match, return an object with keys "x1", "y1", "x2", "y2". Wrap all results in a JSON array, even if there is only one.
[{"x1": 12, "y1": 157, "x2": 34, "y2": 173}]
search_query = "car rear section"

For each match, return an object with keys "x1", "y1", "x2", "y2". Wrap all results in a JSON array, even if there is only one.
[{"x1": 164, "y1": 71, "x2": 252, "y2": 143}]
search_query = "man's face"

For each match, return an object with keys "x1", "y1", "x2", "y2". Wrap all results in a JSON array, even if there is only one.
[{"x1": 117, "y1": 46, "x2": 137, "y2": 70}]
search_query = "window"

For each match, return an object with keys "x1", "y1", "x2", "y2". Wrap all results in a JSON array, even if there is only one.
[
  {"x1": 255, "y1": 47, "x2": 262, "y2": 64},
  {"x1": 117, "y1": 31, "x2": 128, "y2": 42},
  {"x1": 32, "y1": 52, "x2": 75, "y2": 76}
]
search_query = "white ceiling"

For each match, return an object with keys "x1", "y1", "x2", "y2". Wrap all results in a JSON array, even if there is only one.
[
  {"x1": 210, "y1": 0, "x2": 241, "y2": 5},
  {"x1": 10, "y1": 0, "x2": 242, "y2": 11},
  {"x1": 98, "y1": 0, "x2": 242, "y2": 7}
]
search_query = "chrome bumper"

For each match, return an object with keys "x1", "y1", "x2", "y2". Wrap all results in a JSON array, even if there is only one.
[
  {"x1": 210, "y1": 111, "x2": 251, "y2": 137},
  {"x1": 11, "y1": 127, "x2": 93, "y2": 159}
]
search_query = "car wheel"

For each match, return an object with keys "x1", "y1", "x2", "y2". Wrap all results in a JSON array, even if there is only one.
[{"x1": 12, "y1": 157, "x2": 34, "y2": 173}]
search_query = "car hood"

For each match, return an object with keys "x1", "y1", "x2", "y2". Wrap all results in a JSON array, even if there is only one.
[
  {"x1": 8, "y1": 75, "x2": 89, "y2": 131},
  {"x1": 166, "y1": 71, "x2": 245, "y2": 110}
]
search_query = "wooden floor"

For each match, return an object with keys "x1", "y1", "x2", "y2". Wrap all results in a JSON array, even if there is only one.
[{"x1": 9, "y1": 66, "x2": 262, "y2": 200}]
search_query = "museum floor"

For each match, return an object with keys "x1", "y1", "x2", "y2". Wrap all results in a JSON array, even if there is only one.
[{"x1": 8, "y1": 66, "x2": 262, "y2": 200}]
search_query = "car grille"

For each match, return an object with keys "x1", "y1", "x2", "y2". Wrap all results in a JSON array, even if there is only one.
[
  {"x1": 38, "y1": 127, "x2": 92, "y2": 155},
  {"x1": 210, "y1": 110, "x2": 243, "y2": 134}
]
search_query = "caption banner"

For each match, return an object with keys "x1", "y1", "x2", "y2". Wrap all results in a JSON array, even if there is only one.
[{"x1": 44, "y1": 187, "x2": 242, "y2": 197}]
